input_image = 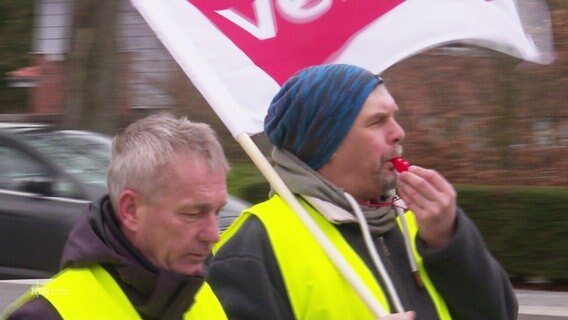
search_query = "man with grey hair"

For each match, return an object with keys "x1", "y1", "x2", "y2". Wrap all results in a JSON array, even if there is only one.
[{"x1": 7, "y1": 113, "x2": 229, "y2": 319}]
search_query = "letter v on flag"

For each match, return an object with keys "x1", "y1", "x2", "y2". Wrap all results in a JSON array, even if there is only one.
[{"x1": 130, "y1": 0, "x2": 555, "y2": 138}]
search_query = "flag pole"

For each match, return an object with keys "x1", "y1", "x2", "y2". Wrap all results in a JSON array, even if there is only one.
[{"x1": 236, "y1": 133, "x2": 388, "y2": 318}]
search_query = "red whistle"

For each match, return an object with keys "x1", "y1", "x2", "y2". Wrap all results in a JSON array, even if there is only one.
[{"x1": 391, "y1": 157, "x2": 410, "y2": 173}]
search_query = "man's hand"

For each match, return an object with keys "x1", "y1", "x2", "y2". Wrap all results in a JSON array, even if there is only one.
[
  {"x1": 381, "y1": 311, "x2": 416, "y2": 319},
  {"x1": 397, "y1": 166, "x2": 457, "y2": 248}
]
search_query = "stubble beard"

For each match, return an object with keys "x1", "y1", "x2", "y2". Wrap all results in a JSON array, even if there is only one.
[
  {"x1": 373, "y1": 161, "x2": 397, "y2": 197},
  {"x1": 376, "y1": 145, "x2": 403, "y2": 195},
  {"x1": 376, "y1": 172, "x2": 397, "y2": 195}
]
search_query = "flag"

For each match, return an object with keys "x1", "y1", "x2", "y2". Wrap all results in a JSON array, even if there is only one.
[{"x1": 130, "y1": 0, "x2": 554, "y2": 138}]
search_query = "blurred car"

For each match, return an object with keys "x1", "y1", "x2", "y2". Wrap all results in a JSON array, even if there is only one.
[
  {"x1": 0, "y1": 123, "x2": 249, "y2": 279},
  {"x1": 218, "y1": 195, "x2": 250, "y2": 233}
]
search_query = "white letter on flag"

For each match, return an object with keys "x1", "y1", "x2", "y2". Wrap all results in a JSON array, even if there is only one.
[{"x1": 216, "y1": 0, "x2": 277, "y2": 40}]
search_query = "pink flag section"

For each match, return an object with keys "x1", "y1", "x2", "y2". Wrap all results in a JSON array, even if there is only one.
[
  {"x1": 187, "y1": 0, "x2": 404, "y2": 85},
  {"x1": 130, "y1": 0, "x2": 554, "y2": 138}
]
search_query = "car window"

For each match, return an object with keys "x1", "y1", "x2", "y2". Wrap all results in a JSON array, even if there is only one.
[
  {"x1": 50, "y1": 133, "x2": 111, "y2": 169},
  {"x1": 0, "y1": 143, "x2": 49, "y2": 191},
  {"x1": 18, "y1": 132, "x2": 108, "y2": 190},
  {"x1": 0, "y1": 142, "x2": 81, "y2": 198}
]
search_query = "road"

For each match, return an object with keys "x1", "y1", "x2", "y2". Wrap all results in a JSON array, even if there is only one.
[
  {"x1": 0, "y1": 280, "x2": 567, "y2": 318},
  {"x1": 517, "y1": 289, "x2": 568, "y2": 320}
]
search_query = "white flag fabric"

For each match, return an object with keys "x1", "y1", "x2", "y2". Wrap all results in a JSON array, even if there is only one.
[{"x1": 130, "y1": 0, "x2": 555, "y2": 138}]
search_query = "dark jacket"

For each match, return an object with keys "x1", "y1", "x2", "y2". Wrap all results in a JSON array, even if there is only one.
[
  {"x1": 9, "y1": 195, "x2": 205, "y2": 320},
  {"x1": 207, "y1": 205, "x2": 518, "y2": 319}
]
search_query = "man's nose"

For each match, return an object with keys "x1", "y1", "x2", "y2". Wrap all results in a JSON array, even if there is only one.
[
  {"x1": 390, "y1": 119, "x2": 406, "y2": 144},
  {"x1": 198, "y1": 213, "x2": 221, "y2": 243}
]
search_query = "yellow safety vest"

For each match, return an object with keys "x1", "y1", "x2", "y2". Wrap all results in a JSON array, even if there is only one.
[
  {"x1": 3, "y1": 264, "x2": 226, "y2": 320},
  {"x1": 216, "y1": 195, "x2": 451, "y2": 320}
]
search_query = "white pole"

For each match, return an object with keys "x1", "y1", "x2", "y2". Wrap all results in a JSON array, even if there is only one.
[{"x1": 236, "y1": 133, "x2": 388, "y2": 318}]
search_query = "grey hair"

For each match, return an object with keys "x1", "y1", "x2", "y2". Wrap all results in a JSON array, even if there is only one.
[{"x1": 107, "y1": 112, "x2": 229, "y2": 208}]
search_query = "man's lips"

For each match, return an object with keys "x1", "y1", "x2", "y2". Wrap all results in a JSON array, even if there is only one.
[{"x1": 186, "y1": 253, "x2": 209, "y2": 261}]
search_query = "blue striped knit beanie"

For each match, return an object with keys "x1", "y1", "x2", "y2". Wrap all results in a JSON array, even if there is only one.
[{"x1": 264, "y1": 64, "x2": 383, "y2": 170}]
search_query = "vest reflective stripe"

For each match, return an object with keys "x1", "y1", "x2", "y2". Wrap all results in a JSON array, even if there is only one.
[
  {"x1": 217, "y1": 195, "x2": 451, "y2": 319},
  {"x1": 396, "y1": 211, "x2": 452, "y2": 319},
  {"x1": 6, "y1": 265, "x2": 226, "y2": 320}
]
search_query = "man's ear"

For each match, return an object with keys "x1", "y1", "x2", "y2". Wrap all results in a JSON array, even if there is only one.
[{"x1": 117, "y1": 189, "x2": 141, "y2": 233}]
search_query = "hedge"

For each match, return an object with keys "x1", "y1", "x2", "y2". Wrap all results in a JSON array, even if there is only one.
[{"x1": 456, "y1": 185, "x2": 568, "y2": 281}]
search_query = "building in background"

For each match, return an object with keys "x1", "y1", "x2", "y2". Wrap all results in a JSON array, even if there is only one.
[
  {"x1": 3, "y1": 0, "x2": 567, "y2": 186},
  {"x1": 7, "y1": 0, "x2": 179, "y2": 116}
]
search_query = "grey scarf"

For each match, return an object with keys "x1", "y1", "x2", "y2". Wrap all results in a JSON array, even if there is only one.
[{"x1": 271, "y1": 148, "x2": 397, "y2": 236}]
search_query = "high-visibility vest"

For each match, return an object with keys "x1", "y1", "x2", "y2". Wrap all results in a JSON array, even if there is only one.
[
  {"x1": 216, "y1": 195, "x2": 451, "y2": 320},
  {"x1": 3, "y1": 264, "x2": 226, "y2": 320}
]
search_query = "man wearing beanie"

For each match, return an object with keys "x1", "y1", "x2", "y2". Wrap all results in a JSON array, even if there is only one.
[{"x1": 207, "y1": 64, "x2": 517, "y2": 319}]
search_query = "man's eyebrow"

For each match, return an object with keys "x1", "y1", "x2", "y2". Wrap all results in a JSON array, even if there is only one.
[
  {"x1": 365, "y1": 111, "x2": 389, "y2": 121},
  {"x1": 181, "y1": 200, "x2": 228, "y2": 211},
  {"x1": 374, "y1": 107, "x2": 400, "y2": 116}
]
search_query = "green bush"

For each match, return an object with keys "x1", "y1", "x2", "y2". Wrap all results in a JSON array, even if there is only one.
[
  {"x1": 227, "y1": 163, "x2": 568, "y2": 281},
  {"x1": 457, "y1": 185, "x2": 568, "y2": 281},
  {"x1": 227, "y1": 163, "x2": 270, "y2": 204}
]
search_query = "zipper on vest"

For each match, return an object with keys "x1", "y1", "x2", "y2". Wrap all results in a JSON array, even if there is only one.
[
  {"x1": 378, "y1": 236, "x2": 391, "y2": 257},
  {"x1": 377, "y1": 236, "x2": 413, "y2": 312},
  {"x1": 379, "y1": 235, "x2": 423, "y2": 289}
]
